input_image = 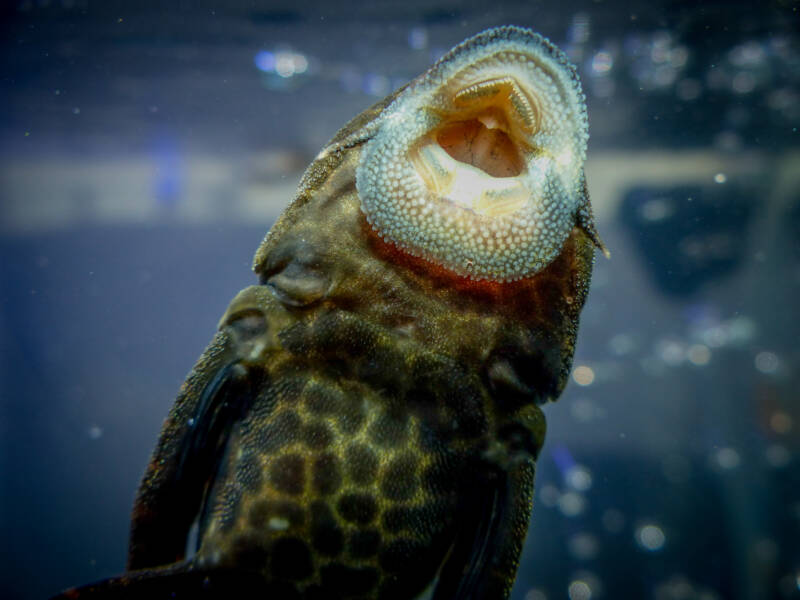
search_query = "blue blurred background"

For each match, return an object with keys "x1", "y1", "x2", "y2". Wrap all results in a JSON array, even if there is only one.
[{"x1": 1, "y1": 1, "x2": 798, "y2": 599}]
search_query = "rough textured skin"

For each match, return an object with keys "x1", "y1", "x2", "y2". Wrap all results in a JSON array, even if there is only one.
[{"x1": 54, "y1": 26, "x2": 601, "y2": 600}]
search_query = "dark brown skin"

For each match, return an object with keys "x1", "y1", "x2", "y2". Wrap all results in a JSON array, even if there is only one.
[{"x1": 54, "y1": 26, "x2": 599, "y2": 600}]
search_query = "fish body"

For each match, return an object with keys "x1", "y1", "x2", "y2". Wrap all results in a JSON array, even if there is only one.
[{"x1": 56, "y1": 26, "x2": 603, "y2": 600}]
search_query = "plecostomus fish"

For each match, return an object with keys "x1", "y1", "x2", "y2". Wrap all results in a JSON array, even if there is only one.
[{"x1": 56, "y1": 25, "x2": 606, "y2": 600}]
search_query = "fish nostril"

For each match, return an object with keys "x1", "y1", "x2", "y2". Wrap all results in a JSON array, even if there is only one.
[
  {"x1": 225, "y1": 309, "x2": 267, "y2": 340},
  {"x1": 266, "y1": 260, "x2": 330, "y2": 307},
  {"x1": 257, "y1": 238, "x2": 331, "y2": 307}
]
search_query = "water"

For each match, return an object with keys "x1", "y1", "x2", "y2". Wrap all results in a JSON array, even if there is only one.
[{"x1": 1, "y1": 2, "x2": 798, "y2": 599}]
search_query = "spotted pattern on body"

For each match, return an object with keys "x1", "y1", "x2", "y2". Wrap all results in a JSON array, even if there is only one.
[{"x1": 55, "y1": 25, "x2": 602, "y2": 600}]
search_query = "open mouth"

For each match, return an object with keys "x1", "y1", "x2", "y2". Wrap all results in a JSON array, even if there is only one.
[
  {"x1": 355, "y1": 26, "x2": 591, "y2": 282},
  {"x1": 410, "y1": 76, "x2": 538, "y2": 218},
  {"x1": 437, "y1": 115, "x2": 525, "y2": 178}
]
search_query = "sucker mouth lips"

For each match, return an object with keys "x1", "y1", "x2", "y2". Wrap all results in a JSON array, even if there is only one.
[
  {"x1": 355, "y1": 25, "x2": 591, "y2": 282},
  {"x1": 411, "y1": 76, "x2": 540, "y2": 218}
]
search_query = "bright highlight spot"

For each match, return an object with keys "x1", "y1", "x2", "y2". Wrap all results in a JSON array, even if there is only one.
[
  {"x1": 566, "y1": 465, "x2": 593, "y2": 492},
  {"x1": 591, "y1": 51, "x2": 613, "y2": 74},
  {"x1": 636, "y1": 524, "x2": 666, "y2": 551},
  {"x1": 765, "y1": 444, "x2": 790, "y2": 468},
  {"x1": 538, "y1": 484, "x2": 560, "y2": 507},
  {"x1": 408, "y1": 27, "x2": 428, "y2": 50},
  {"x1": 755, "y1": 351, "x2": 779, "y2": 374},
  {"x1": 572, "y1": 365, "x2": 595, "y2": 386},
  {"x1": 255, "y1": 50, "x2": 309, "y2": 78},
  {"x1": 268, "y1": 517, "x2": 290, "y2": 530},
  {"x1": 687, "y1": 344, "x2": 711, "y2": 365},
  {"x1": 568, "y1": 580, "x2": 592, "y2": 600},
  {"x1": 715, "y1": 447, "x2": 741, "y2": 470},
  {"x1": 568, "y1": 533, "x2": 599, "y2": 560},
  {"x1": 254, "y1": 50, "x2": 276, "y2": 72},
  {"x1": 558, "y1": 492, "x2": 587, "y2": 517},
  {"x1": 714, "y1": 172, "x2": 727, "y2": 183},
  {"x1": 657, "y1": 339, "x2": 685, "y2": 366},
  {"x1": 640, "y1": 198, "x2": 673, "y2": 222}
]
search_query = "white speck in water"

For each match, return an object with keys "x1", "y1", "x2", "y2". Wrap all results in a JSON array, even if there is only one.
[
  {"x1": 87, "y1": 425, "x2": 103, "y2": 440},
  {"x1": 754, "y1": 351, "x2": 779, "y2": 374},
  {"x1": 687, "y1": 344, "x2": 711, "y2": 366},
  {"x1": 608, "y1": 333, "x2": 635, "y2": 356},
  {"x1": 566, "y1": 465, "x2": 593, "y2": 492},
  {"x1": 639, "y1": 197, "x2": 673, "y2": 222},
  {"x1": 656, "y1": 339, "x2": 685, "y2": 366},
  {"x1": 591, "y1": 51, "x2": 613, "y2": 74},
  {"x1": 770, "y1": 411, "x2": 792, "y2": 434},
  {"x1": 778, "y1": 570, "x2": 800, "y2": 595},
  {"x1": 567, "y1": 13, "x2": 590, "y2": 45},
  {"x1": 570, "y1": 398, "x2": 605, "y2": 423},
  {"x1": 408, "y1": 27, "x2": 428, "y2": 50},
  {"x1": 714, "y1": 447, "x2": 741, "y2": 470},
  {"x1": 701, "y1": 325, "x2": 728, "y2": 348},
  {"x1": 363, "y1": 73, "x2": 390, "y2": 97},
  {"x1": 572, "y1": 365, "x2": 595, "y2": 386},
  {"x1": 636, "y1": 523, "x2": 666, "y2": 551},
  {"x1": 713, "y1": 172, "x2": 727, "y2": 183},
  {"x1": 558, "y1": 492, "x2": 587, "y2": 517},
  {"x1": 538, "y1": 484, "x2": 560, "y2": 508},
  {"x1": 732, "y1": 71, "x2": 756, "y2": 94},
  {"x1": 727, "y1": 316, "x2": 757, "y2": 345},
  {"x1": 765, "y1": 444, "x2": 790, "y2": 468},
  {"x1": 568, "y1": 533, "x2": 599, "y2": 560},
  {"x1": 568, "y1": 579, "x2": 592, "y2": 600}
]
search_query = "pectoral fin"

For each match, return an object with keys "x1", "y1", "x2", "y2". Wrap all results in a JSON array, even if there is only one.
[
  {"x1": 128, "y1": 331, "x2": 264, "y2": 569},
  {"x1": 50, "y1": 564, "x2": 271, "y2": 599},
  {"x1": 432, "y1": 459, "x2": 536, "y2": 599}
]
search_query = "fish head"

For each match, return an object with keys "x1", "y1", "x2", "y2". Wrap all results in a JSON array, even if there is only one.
[{"x1": 356, "y1": 26, "x2": 592, "y2": 282}]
